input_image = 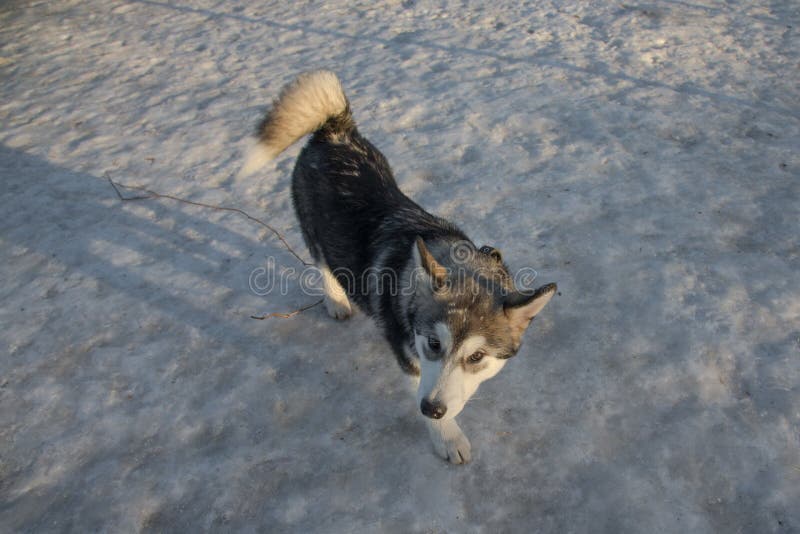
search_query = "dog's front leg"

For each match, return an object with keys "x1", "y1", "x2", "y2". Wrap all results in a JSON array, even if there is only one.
[
  {"x1": 406, "y1": 362, "x2": 471, "y2": 464},
  {"x1": 425, "y1": 417, "x2": 471, "y2": 464}
]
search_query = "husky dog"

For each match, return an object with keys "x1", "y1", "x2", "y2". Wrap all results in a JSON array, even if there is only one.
[{"x1": 243, "y1": 71, "x2": 556, "y2": 464}]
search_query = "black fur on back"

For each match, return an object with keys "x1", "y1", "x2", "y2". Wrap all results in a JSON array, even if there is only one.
[{"x1": 291, "y1": 111, "x2": 469, "y2": 374}]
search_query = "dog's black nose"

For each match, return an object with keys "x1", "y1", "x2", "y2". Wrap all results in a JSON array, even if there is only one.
[{"x1": 420, "y1": 398, "x2": 447, "y2": 419}]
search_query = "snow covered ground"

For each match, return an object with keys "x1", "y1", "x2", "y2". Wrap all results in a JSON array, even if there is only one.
[{"x1": 1, "y1": 0, "x2": 799, "y2": 531}]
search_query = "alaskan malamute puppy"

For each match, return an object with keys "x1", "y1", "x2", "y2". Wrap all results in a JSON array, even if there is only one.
[{"x1": 243, "y1": 71, "x2": 556, "y2": 464}]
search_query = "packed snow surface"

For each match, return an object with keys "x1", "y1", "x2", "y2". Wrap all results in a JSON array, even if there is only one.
[{"x1": 1, "y1": 0, "x2": 799, "y2": 532}]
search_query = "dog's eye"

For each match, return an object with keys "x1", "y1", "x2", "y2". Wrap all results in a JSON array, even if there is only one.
[
  {"x1": 427, "y1": 336, "x2": 441, "y2": 352},
  {"x1": 467, "y1": 351, "x2": 485, "y2": 363}
]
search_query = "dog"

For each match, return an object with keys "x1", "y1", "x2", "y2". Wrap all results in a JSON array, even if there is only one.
[{"x1": 242, "y1": 71, "x2": 556, "y2": 464}]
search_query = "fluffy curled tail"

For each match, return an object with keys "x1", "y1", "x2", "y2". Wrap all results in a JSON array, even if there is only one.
[{"x1": 240, "y1": 70, "x2": 352, "y2": 176}]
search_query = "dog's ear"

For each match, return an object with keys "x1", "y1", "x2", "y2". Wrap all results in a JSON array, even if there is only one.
[
  {"x1": 414, "y1": 237, "x2": 447, "y2": 288},
  {"x1": 479, "y1": 245, "x2": 503, "y2": 263},
  {"x1": 504, "y1": 283, "x2": 557, "y2": 339}
]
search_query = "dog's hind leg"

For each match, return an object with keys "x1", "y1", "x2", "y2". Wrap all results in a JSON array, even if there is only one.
[{"x1": 320, "y1": 265, "x2": 353, "y2": 320}]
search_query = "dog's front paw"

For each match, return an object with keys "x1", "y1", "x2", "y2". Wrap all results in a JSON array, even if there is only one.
[
  {"x1": 437, "y1": 431, "x2": 471, "y2": 465},
  {"x1": 324, "y1": 294, "x2": 352, "y2": 320},
  {"x1": 427, "y1": 419, "x2": 472, "y2": 464}
]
